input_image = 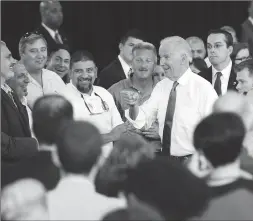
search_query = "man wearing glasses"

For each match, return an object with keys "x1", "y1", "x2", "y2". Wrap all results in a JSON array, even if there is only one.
[{"x1": 66, "y1": 50, "x2": 127, "y2": 159}]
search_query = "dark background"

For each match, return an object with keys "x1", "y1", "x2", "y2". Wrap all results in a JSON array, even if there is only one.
[{"x1": 1, "y1": 1, "x2": 249, "y2": 71}]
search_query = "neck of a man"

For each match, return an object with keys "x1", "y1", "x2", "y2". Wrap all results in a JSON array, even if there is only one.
[
  {"x1": 132, "y1": 75, "x2": 153, "y2": 91},
  {"x1": 212, "y1": 57, "x2": 231, "y2": 72},
  {"x1": 207, "y1": 160, "x2": 241, "y2": 187}
]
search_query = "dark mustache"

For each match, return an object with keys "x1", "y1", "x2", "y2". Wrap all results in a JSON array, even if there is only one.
[{"x1": 78, "y1": 77, "x2": 92, "y2": 81}]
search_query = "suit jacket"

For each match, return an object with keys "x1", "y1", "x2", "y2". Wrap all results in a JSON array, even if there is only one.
[
  {"x1": 198, "y1": 66, "x2": 237, "y2": 93},
  {"x1": 35, "y1": 24, "x2": 71, "y2": 54},
  {"x1": 97, "y1": 58, "x2": 126, "y2": 89},
  {"x1": 241, "y1": 19, "x2": 253, "y2": 56}
]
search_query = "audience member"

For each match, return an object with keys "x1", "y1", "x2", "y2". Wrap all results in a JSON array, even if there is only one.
[
  {"x1": 186, "y1": 36, "x2": 211, "y2": 67},
  {"x1": 36, "y1": 0, "x2": 70, "y2": 54},
  {"x1": 241, "y1": 0, "x2": 253, "y2": 56},
  {"x1": 124, "y1": 36, "x2": 217, "y2": 162},
  {"x1": 65, "y1": 50, "x2": 127, "y2": 158},
  {"x1": 124, "y1": 158, "x2": 210, "y2": 220},
  {"x1": 199, "y1": 29, "x2": 237, "y2": 96},
  {"x1": 47, "y1": 121, "x2": 126, "y2": 220},
  {"x1": 1, "y1": 41, "x2": 38, "y2": 189},
  {"x1": 98, "y1": 29, "x2": 146, "y2": 89},
  {"x1": 19, "y1": 32, "x2": 68, "y2": 109},
  {"x1": 221, "y1": 25, "x2": 238, "y2": 43},
  {"x1": 1, "y1": 179, "x2": 49, "y2": 220},
  {"x1": 95, "y1": 133, "x2": 155, "y2": 198},
  {"x1": 153, "y1": 65, "x2": 166, "y2": 81},
  {"x1": 46, "y1": 45, "x2": 71, "y2": 83},
  {"x1": 190, "y1": 57, "x2": 208, "y2": 74},
  {"x1": 231, "y1": 42, "x2": 251, "y2": 65},
  {"x1": 191, "y1": 112, "x2": 253, "y2": 220}
]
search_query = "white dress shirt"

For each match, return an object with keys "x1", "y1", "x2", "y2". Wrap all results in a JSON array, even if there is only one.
[
  {"x1": 212, "y1": 60, "x2": 232, "y2": 95},
  {"x1": 26, "y1": 69, "x2": 68, "y2": 109},
  {"x1": 42, "y1": 23, "x2": 63, "y2": 44},
  {"x1": 126, "y1": 68, "x2": 218, "y2": 156},
  {"x1": 65, "y1": 82, "x2": 123, "y2": 158},
  {"x1": 47, "y1": 175, "x2": 126, "y2": 220},
  {"x1": 118, "y1": 55, "x2": 132, "y2": 79},
  {"x1": 205, "y1": 57, "x2": 212, "y2": 68}
]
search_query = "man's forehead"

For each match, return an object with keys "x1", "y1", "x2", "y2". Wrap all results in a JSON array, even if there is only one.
[
  {"x1": 72, "y1": 60, "x2": 96, "y2": 68},
  {"x1": 207, "y1": 34, "x2": 226, "y2": 44},
  {"x1": 134, "y1": 49, "x2": 154, "y2": 57},
  {"x1": 190, "y1": 42, "x2": 205, "y2": 49},
  {"x1": 126, "y1": 37, "x2": 143, "y2": 44},
  {"x1": 54, "y1": 49, "x2": 70, "y2": 58}
]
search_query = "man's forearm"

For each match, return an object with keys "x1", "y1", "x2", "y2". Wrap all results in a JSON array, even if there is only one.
[
  {"x1": 101, "y1": 132, "x2": 114, "y2": 144},
  {"x1": 129, "y1": 104, "x2": 139, "y2": 120}
]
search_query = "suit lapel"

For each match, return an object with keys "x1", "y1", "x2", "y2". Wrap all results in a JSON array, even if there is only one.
[
  {"x1": 1, "y1": 89, "x2": 19, "y2": 113},
  {"x1": 115, "y1": 58, "x2": 127, "y2": 80},
  {"x1": 246, "y1": 20, "x2": 253, "y2": 34},
  {"x1": 227, "y1": 66, "x2": 238, "y2": 91},
  {"x1": 207, "y1": 67, "x2": 213, "y2": 83}
]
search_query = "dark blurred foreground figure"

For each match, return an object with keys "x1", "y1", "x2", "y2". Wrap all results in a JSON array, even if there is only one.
[
  {"x1": 190, "y1": 57, "x2": 208, "y2": 74},
  {"x1": 47, "y1": 121, "x2": 126, "y2": 220},
  {"x1": 1, "y1": 179, "x2": 49, "y2": 220},
  {"x1": 123, "y1": 158, "x2": 210, "y2": 220},
  {"x1": 189, "y1": 112, "x2": 253, "y2": 220}
]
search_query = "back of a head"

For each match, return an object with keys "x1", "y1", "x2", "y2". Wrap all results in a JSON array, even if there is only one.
[
  {"x1": 120, "y1": 29, "x2": 147, "y2": 44},
  {"x1": 194, "y1": 112, "x2": 246, "y2": 168},
  {"x1": 56, "y1": 121, "x2": 103, "y2": 174},
  {"x1": 231, "y1": 42, "x2": 251, "y2": 60},
  {"x1": 32, "y1": 95, "x2": 73, "y2": 145},
  {"x1": 1, "y1": 179, "x2": 48, "y2": 220},
  {"x1": 124, "y1": 158, "x2": 210, "y2": 220},
  {"x1": 186, "y1": 36, "x2": 205, "y2": 46},
  {"x1": 191, "y1": 57, "x2": 208, "y2": 72}
]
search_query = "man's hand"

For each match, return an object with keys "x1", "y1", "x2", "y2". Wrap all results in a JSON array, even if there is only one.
[
  {"x1": 120, "y1": 89, "x2": 139, "y2": 107},
  {"x1": 141, "y1": 123, "x2": 160, "y2": 139}
]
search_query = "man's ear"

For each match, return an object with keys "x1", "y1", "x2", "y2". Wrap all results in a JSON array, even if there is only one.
[
  {"x1": 119, "y1": 43, "x2": 123, "y2": 52},
  {"x1": 228, "y1": 45, "x2": 233, "y2": 56}
]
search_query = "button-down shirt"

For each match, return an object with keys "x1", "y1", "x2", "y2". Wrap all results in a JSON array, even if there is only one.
[
  {"x1": 212, "y1": 60, "x2": 232, "y2": 95},
  {"x1": 47, "y1": 175, "x2": 126, "y2": 220},
  {"x1": 42, "y1": 23, "x2": 63, "y2": 44},
  {"x1": 26, "y1": 69, "x2": 68, "y2": 109},
  {"x1": 65, "y1": 82, "x2": 123, "y2": 158},
  {"x1": 126, "y1": 68, "x2": 218, "y2": 156},
  {"x1": 118, "y1": 55, "x2": 132, "y2": 79}
]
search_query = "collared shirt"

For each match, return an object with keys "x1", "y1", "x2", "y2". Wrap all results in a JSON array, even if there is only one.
[
  {"x1": 212, "y1": 60, "x2": 232, "y2": 95},
  {"x1": 108, "y1": 75, "x2": 159, "y2": 121},
  {"x1": 125, "y1": 68, "x2": 218, "y2": 156},
  {"x1": 42, "y1": 23, "x2": 63, "y2": 44},
  {"x1": 26, "y1": 69, "x2": 68, "y2": 109},
  {"x1": 65, "y1": 82, "x2": 123, "y2": 158},
  {"x1": 249, "y1": 17, "x2": 253, "y2": 26},
  {"x1": 205, "y1": 57, "x2": 212, "y2": 68},
  {"x1": 118, "y1": 55, "x2": 131, "y2": 79},
  {"x1": 47, "y1": 175, "x2": 126, "y2": 220}
]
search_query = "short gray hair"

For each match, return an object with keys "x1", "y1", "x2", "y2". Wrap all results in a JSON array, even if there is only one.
[
  {"x1": 132, "y1": 42, "x2": 157, "y2": 63},
  {"x1": 161, "y1": 36, "x2": 193, "y2": 63},
  {"x1": 19, "y1": 33, "x2": 47, "y2": 57}
]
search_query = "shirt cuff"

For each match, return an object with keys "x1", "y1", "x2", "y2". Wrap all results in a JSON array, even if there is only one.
[{"x1": 125, "y1": 108, "x2": 146, "y2": 129}]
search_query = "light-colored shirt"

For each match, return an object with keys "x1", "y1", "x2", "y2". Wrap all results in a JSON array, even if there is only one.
[
  {"x1": 212, "y1": 60, "x2": 232, "y2": 95},
  {"x1": 118, "y1": 55, "x2": 131, "y2": 79},
  {"x1": 65, "y1": 82, "x2": 123, "y2": 158},
  {"x1": 249, "y1": 17, "x2": 253, "y2": 26},
  {"x1": 20, "y1": 96, "x2": 34, "y2": 137},
  {"x1": 205, "y1": 57, "x2": 211, "y2": 68},
  {"x1": 125, "y1": 68, "x2": 218, "y2": 156},
  {"x1": 26, "y1": 69, "x2": 68, "y2": 109},
  {"x1": 47, "y1": 175, "x2": 126, "y2": 220},
  {"x1": 41, "y1": 23, "x2": 63, "y2": 44}
]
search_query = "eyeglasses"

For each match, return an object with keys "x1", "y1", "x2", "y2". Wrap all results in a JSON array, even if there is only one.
[
  {"x1": 81, "y1": 92, "x2": 109, "y2": 115},
  {"x1": 22, "y1": 31, "x2": 42, "y2": 39},
  {"x1": 234, "y1": 56, "x2": 252, "y2": 62}
]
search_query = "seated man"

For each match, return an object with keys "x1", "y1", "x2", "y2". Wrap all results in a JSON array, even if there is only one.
[
  {"x1": 46, "y1": 46, "x2": 71, "y2": 84},
  {"x1": 190, "y1": 112, "x2": 253, "y2": 220},
  {"x1": 108, "y1": 42, "x2": 162, "y2": 150},
  {"x1": 47, "y1": 121, "x2": 126, "y2": 220},
  {"x1": 1, "y1": 178, "x2": 49, "y2": 220}
]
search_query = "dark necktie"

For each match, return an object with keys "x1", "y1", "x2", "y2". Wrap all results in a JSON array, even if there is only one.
[
  {"x1": 162, "y1": 81, "x2": 179, "y2": 155},
  {"x1": 55, "y1": 32, "x2": 62, "y2": 44},
  {"x1": 214, "y1": 72, "x2": 222, "y2": 96}
]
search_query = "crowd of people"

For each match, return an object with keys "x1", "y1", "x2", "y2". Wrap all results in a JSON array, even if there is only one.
[{"x1": 1, "y1": 0, "x2": 253, "y2": 220}]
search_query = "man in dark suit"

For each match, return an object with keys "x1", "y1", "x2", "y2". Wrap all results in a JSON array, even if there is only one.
[
  {"x1": 97, "y1": 29, "x2": 146, "y2": 89},
  {"x1": 199, "y1": 29, "x2": 237, "y2": 96},
  {"x1": 1, "y1": 41, "x2": 38, "y2": 188},
  {"x1": 241, "y1": 1, "x2": 253, "y2": 56},
  {"x1": 35, "y1": 1, "x2": 70, "y2": 55}
]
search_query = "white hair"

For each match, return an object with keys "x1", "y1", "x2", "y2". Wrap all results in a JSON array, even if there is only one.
[{"x1": 161, "y1": 36, "x2": 193, "y2": 63}]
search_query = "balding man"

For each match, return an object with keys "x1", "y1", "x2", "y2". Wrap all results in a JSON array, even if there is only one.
[
  {"x1": 35, "y1": 0, "x2": 70, "y2": 54},
  {"x1": 123, "y1": 36, "x2": 218, "y2": 162},
  {"x1": 186, "y1": 36, "x2": 211, "y2": 67}
]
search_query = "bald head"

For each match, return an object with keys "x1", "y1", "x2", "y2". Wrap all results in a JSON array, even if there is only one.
[
  {"x1": 186, "y1": 36, "x2": 206, "y2": 59},
  {"x1": 40, "y1": 1, "x2": 63, "y2": 30},
  {"x1": 213, "y1": 91, "x2": 253, "y2": 130},
  {"x1": 1, "y1": 179, "x2": 48, "y2": 220}
]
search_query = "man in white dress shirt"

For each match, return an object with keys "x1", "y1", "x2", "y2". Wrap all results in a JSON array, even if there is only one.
[
  {"x1": 124, "y1": 36, "x2": 218, "y2": 161},
  {"x1": 65, "y1": 50, "x2": 127, "y2": 159}
]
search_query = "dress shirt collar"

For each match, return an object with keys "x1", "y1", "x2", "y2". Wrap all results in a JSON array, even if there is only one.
[
  {"x1": 249, "y1": 17, "x2": 253, "y2": 26},
  {"x1": 1, "y1": 83, "x2": 13, "y2": 94},
  {"x1": 118, "y1": 55, "x2": 131, "y2": 77},
  {"x1": 212, "y1": 60, "x2": 232, "y2": 80},
  {"x1": 42, "y1": 23, "x2": 59, "y2": 39},
  {"x1": 69, "y1": 80, "x2": 95, "y2": 97},
  {"x1": 176, "y1": 67, "x2": 192, "y2": 86}
]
